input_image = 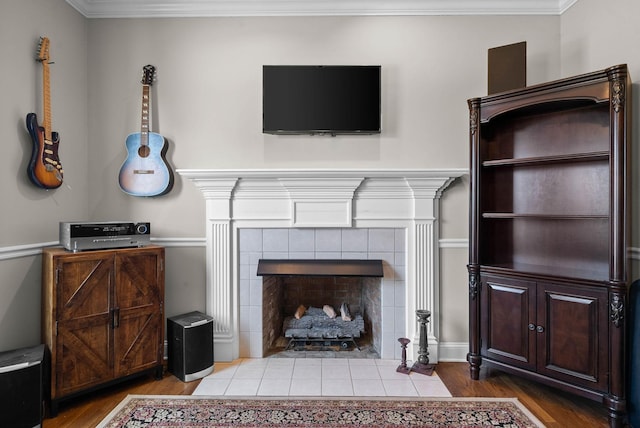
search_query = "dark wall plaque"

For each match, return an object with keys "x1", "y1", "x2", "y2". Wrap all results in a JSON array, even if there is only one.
[{"x1": 488, "y1": 41, "x2": 526, "y2": 95}]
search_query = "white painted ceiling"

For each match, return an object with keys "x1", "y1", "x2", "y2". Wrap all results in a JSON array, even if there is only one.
[{"x1": 65, "y1": 0, "x2": 578, "y2": 18}]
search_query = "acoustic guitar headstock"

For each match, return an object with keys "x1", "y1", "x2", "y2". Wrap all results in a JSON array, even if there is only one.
[{"x1": 141, "y1": 65, "x2": 156, "y2": 86}]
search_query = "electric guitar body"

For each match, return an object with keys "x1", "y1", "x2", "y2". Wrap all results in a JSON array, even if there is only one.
[
  {"x1": 118, "y1": 65, "x2": 173, "y2": 197},
  {"x1": 26, "y1": 112, "x2": 62, "y2": 189}
]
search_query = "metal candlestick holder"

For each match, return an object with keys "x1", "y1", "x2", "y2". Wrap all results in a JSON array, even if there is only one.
[
  {"x1": 396, "y1": 338, "x2": 411, "y2": 374},
  {"x1": 411, "y1": 309, "x2": 435, "y2": 376}
]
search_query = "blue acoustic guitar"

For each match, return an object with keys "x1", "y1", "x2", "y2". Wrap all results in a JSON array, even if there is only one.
[{"x1": 118, "y1": 65, "x2": 173, "y2": 197}]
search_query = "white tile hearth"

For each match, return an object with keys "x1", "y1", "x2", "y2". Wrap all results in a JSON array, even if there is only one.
[{"x1": 192, "y1": 358, "x2": 452, "y2": 398}]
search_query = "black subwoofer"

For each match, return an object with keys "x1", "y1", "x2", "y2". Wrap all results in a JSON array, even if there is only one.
[
  {"x1": 0, "y1": 344, "x2": 47, "y2": 428},
  {"x1": 167, "y1": 311, "x2": 214, "y2": 382}
]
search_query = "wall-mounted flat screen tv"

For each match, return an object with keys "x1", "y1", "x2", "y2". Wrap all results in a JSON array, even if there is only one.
[{"x1": 263, "y1": 65, "x2": 381, "y2": 135}]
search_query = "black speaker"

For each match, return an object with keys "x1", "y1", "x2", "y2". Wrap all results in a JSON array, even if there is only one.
[
  {"x1": 0, "y1": 344, "x2": 47, "y2": 428},
  {"x1": 167, "y1": 311, "x2": 214, "y2": 382}
]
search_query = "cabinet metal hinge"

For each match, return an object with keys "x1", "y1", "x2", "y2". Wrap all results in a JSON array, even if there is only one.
[
  {"x1": 469, "y1": 272, "x2": 480, "y2": 300},
  {"x1": 112, "y1": 307, "x2": 120, "y2": 329}
]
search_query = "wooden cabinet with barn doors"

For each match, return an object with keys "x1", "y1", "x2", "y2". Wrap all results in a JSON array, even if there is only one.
[
  {"x1": 42, "y1": 245, "x2": 164, "y2": 415},
  {"x1": 467, "y1": 64, "x2": 631, "y2": 428}
]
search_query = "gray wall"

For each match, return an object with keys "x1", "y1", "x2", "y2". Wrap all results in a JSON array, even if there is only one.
[
  {"x1": 560, "y1": 0, "x2": 640, "y2": 280},
  {"x1": 1, "y1": 0, "x2": 88, "y2": 349},
  {"x1": 1, "y1": 0, "x2": 638, "y2": 357},
  {"x1": 82, "y1": 13, "x2": 561, "y2": 357}
]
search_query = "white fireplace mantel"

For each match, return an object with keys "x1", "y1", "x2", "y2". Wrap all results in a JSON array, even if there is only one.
[{"x1": 178, "y1": 168, "x2": 467, "y2": 361}]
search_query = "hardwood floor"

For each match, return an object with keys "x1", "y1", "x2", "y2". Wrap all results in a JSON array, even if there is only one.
[
  {"x1": 42, "y1": 362, "x2": 611, "y2": 427},
  {"x1": 436, "y1": 363, "x2": 610, "y2": 428}
]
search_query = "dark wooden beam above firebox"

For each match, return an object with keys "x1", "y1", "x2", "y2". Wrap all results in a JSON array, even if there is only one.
[{"x1": 256, "y1": 259, "x2": 384, "y2": 277}]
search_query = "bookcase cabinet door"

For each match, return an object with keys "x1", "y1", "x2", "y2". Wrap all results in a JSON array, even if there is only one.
[
  {"x1": 537, "y1": 281, "x2": 609, "y2": 392},
  {"x1": 480, "y1": 275, "x2": 536, "y2": 371}
]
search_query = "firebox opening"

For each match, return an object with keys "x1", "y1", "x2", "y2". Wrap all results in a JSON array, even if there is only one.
[{"x1": 258, "y1": 259, "x2": 383, "y2": 357}]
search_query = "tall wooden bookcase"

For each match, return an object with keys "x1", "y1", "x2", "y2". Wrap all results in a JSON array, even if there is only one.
[
  {"x1": 42, "y1": 245, "x2": 165, "y2": 415},
  {"x1": 467, "y1": 64, "x2": 631, "y2": 427}
]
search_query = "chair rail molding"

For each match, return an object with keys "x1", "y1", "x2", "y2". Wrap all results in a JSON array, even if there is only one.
[{"x1": 0, "y1": 238, "x2": 205, "y2": 261}]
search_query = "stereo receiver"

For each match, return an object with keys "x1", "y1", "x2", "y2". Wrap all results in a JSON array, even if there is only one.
[{"x1": 60, "y1": 221, "x2": 150, "y2": 252}]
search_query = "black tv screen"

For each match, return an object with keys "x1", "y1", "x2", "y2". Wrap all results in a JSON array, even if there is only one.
[{"x1": 263, "y1": 65, "x2": 381, "y2": 135}]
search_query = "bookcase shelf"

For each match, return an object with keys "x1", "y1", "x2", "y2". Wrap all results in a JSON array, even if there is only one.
[
  {"x1": 482, "y1": 213, "x2": 608, "y2": 219},
  {"x1": 482, "y1": 150, "x2": 609, "y2": 167}
]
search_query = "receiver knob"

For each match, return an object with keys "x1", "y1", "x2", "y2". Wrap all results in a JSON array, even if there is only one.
[{"x1": 135, "y1": 223, "x2": 149, "y2": 234}]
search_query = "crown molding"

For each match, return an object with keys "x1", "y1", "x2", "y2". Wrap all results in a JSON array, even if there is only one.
[{"x1": 65, "y1": 0, "x2": 578, "y2": 18}]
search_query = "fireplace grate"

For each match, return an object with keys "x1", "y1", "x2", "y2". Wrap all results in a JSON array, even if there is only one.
[
  {"x1": 285, "y1": 337, "x2": 360, "y2": 351},
  {"x1": 282, "y1": 307, "x2": 365, "y2": 352}
]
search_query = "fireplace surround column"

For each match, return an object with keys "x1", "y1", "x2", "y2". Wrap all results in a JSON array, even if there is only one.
[
  {"x1": 199, "y1": 177, "x2": 239, "y2": 361},
  {"x1": 407, "y1": 178, "x2": 448, "y2": 356}
]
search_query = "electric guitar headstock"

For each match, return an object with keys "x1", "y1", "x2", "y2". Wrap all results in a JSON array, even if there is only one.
[{"x1": 36, "y1": 37, "x2": 50, "y2": 63}]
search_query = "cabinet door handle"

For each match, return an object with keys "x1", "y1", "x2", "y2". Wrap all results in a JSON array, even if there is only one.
[
  {"x1": 536, "y1": 325, "x2": 544, "y2": 333},
  {"x1": 112, "y1": 307, "x2": 120, "y2": 329},
  {"x1": 528, "y1": 323, "x2": 536, "y2": 331}
]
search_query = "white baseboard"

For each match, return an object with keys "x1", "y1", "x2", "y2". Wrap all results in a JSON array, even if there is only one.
[{"x1": 437, "y1": 341, "x2": 469, "y2": 362}]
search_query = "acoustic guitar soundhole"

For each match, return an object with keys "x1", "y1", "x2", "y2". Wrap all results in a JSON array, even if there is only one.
[{"x1": 138, "y1": 146, "x2": 151, "y2": 158}]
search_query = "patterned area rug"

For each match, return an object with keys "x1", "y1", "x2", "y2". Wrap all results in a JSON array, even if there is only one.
[{"x1": 97, "y1": 395, "x2": 546, "y2": 427}]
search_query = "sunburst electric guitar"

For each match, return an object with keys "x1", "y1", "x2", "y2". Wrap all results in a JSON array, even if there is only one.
[
  {"x1": 26, "y1": 37, "x2": 63, "y2": 189},
  {"x1": 118, "y1": 65, "x2": 173, "y2": 197}
]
